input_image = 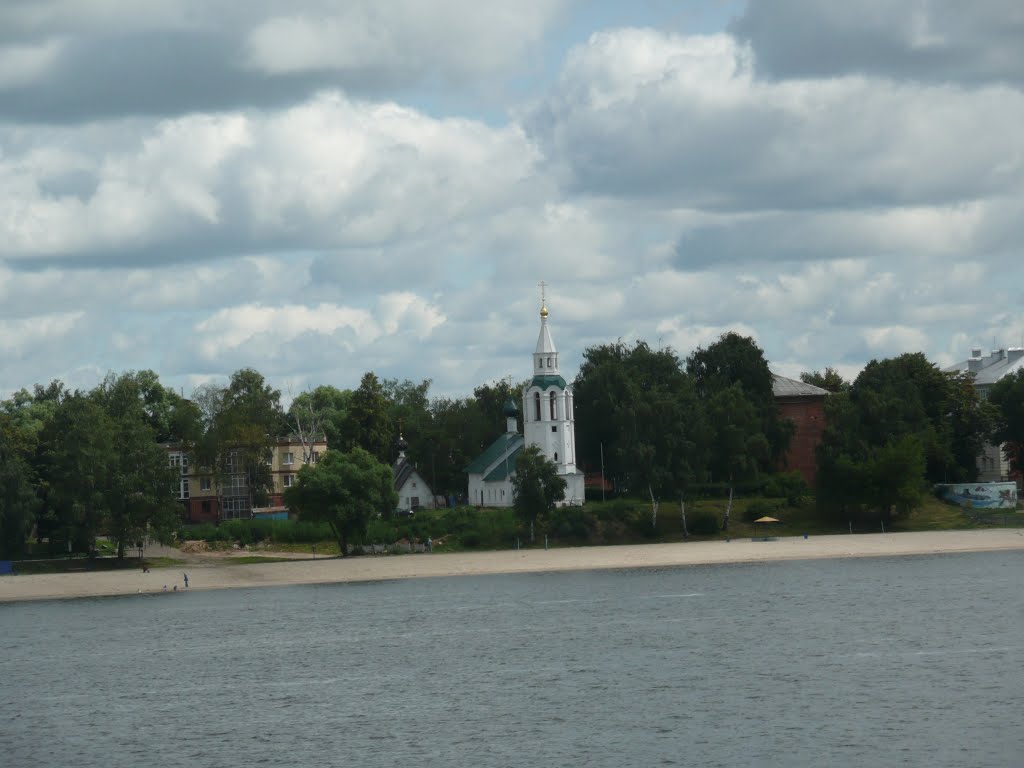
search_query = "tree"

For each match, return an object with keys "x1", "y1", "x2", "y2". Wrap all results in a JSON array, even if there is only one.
[
  {"x1": 800, "y1": 367, "x2": 848, "y2": 393},
  {"x1": 687, "y1": 332, "x2": 792, "y2": 469},
  {"x1": 348, "y1": 373, "x2": 392, "y2": 463},
  {"x1": 846, "y1": 354, "x2": 992, "y2": 483},
  {"x1": 284, "y1": 448, "x2": 397, "y2": 556},
  {"x1": 574, "y1": 341, "x2": 707, "y2": 524},
  {"x1": 705, "y1": 383, "x2": 770, "y2": 530},
  {"x1": 512, "y1": 445, "x2": 566, "y2": 541},
  {"x1": 0, "y1": 421, "x2": 37, "y2": 558},
  {"x1": 103, "y1": 409, "x2": 180, "y2": 557},
  {"x1": 383, "y1": 377, "x2": 434, "y2": 468},
  {"x1": 426, "y1": 395, "x2": 492, "y2": 496},
  {"x1": 287, "y1": 385, "x2": 352, "y2": 451},
  {"x1": 39, "y1": 393, "x2": 116, "y2": 553},
  {"x1": 198, "y1": 369, "x2": 284, "y2": 512},
  {"x1": 93, "y1": 369, "x2": 186, "y2": 442},
  {"x1": 813, "y1": 354, "x2": 974, "y2": 523},
  {"x1": 988, "y1": 369, "x2": 1024, "y2": 475}
]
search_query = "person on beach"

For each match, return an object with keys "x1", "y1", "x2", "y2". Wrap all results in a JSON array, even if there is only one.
[{"x1": 183, "y1": 573, "x2": 189, "y2": 588}]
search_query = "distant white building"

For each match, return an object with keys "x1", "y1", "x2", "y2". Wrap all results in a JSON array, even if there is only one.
[
  {"x1": 466, "y1": 295, "x2": 585, "y2": 507},
  {"x1": 945, "y1": 346, "x2": 1024, "y2": 482}
]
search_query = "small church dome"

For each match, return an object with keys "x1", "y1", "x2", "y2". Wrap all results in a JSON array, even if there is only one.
[
  {"x1": 396, "y1": 433, "x2": 409, "y2": 452},
  {"x1": 502, "y1": 397, "x2": 518, "y2": 417}
]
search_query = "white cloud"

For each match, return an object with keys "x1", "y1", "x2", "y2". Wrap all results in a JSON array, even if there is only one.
[
  {"x1": 2, "y1": 5, "x2": 1024, "y2": 406},
  {"x1": 0, "y1": 311, "x2": 84, "y2": 356},
  {"x1": 528, "y1": 29, "x2": 1024, "y2": 210},
  {"x1": 0, "y1": 39, "x2": 64, "y2": 88},
  {"x1": 863, "y1": 326, "x2": 930, "y2": 356},
  {"x1": 244, "y1": 0, "x2": 568, "y2": 79}
]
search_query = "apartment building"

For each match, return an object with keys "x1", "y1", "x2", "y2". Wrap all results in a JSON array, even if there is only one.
[{"x1": 167, "y1": 435, "x2": 328, "y2": 522}]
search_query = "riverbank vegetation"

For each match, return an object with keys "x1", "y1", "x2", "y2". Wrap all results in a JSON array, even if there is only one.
[{"x1": 2, "y1": 333, "x2": 1020, "y2": 562}]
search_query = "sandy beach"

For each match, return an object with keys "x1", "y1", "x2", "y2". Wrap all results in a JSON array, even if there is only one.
[{"x1": 2, "y1": 528, "x2": 1023, "y2": 603}]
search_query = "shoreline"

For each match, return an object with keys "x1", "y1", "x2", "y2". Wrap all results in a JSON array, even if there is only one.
[{"x1": 2, "y1": 529, "x2": 1023, "y2": 604}]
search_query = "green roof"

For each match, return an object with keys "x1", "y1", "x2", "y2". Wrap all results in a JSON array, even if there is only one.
[
  {"x1": 530, "y1": 374, "x2": 567, "y2": 390},
  {"x1": 483, "y1": 446, "x2": 523, "y2": 481},
  {"x1": 465, "y1": 433, "x2": 524, "y2": 475}
]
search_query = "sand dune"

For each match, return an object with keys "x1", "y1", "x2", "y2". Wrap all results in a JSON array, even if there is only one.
[{"x1": 2, "y1": 529, "x2": 1023, "y2": 603}]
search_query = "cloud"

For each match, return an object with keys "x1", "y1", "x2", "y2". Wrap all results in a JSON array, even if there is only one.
[
  {"x1": 527, "y1": 28, "x2": 1024, "y2": 212},
  {"x1": 0, "y1": 92, "x2": 538, "y2": 266},
  {"x1": 2, "y1": 5, "x2": 1024, "y2": 409},
  {"x1": 0, "y1": 0, "x2": 569, "y2": 122},
  {"x1": 730, "y1": 0, "x2": 1024, "y2": 86}
]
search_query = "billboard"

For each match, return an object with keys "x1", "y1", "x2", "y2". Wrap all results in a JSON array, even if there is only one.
[{"x1": 939, "y1": 482, "x2": 1018, "y2": 509}]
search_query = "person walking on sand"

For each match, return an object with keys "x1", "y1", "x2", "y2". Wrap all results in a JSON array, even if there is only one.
[{"x1": 183, "y1": 572, "x2": 189, "y2": 589}]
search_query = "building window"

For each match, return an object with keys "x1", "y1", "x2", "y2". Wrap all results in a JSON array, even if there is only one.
[
  {"x1": 547, "y1": 356, "x2": 552, "y2": 368},
  {"x1": 551, "y1": 425, "x2": 557, "y2": 433},
  {"x1": 179, "y1": 477, "x2": 190, "y2": 500},
  {"x1": 282, "y1": 452, "x2": 295, "y2": 466},
  {"x1": 284, "y1": 474, "x2": 295, "y2": 488},
  {"x1": 549, "y1": 391, "x2": 556, "y2": 419},
  {"x1": 554, "y1": 452, "x2": 558, "y2": 462},
  {"x1": 310, "y1": 451, "x2": 320, "y2": 464},
  {"x1": 168, "y1": 452, "x2": 188, "y2": 475},
  {"x1": 534, "y1": 392, "x2": 541, "y2": 421},
  {"x1": 412, "y1": 482, "x2": 417, "y2": 488},
  {"x1": 200, "y1": 477, "x2": 212, "y2": 491}
]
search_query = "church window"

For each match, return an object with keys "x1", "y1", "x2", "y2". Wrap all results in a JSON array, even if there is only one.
[
  {"x1": 534, "y1": 392, "x2": 541, "y2": 421},
  {"x1": 549, "y1": 391, "x2": 556, "y2": 419},
  {"x1": 547, "y1": 356, "x2": 552, "y2": 368},
  {"x1": 554, "y1": 452, "x2": 558, "y2": 462}
]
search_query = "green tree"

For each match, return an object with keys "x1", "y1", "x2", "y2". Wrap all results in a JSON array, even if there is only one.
[
  {"x1": 512, "y1": 445, "x2": 567, "y2": 541},
  {"x1": 800, "y1": 367, "x2": 849, "y2": 393},
  {"x1": 0, "y1": 422, "x2": 37, "y2": 558},
  {"x1": 284, "y1": 447, "x2": 397, "y2": 556},
  {"x1": 348, "y1": 373, "x2": 392, "y2": 463},
  {"x1": 687, "y1": 332, "x2": 792, "y2": 469},
  {"x1": 93, "y1": 369, "x2": 187, "y2": 442},
  {"x1": 199, "y1": 369, "x2": 284, "y2": 512},
  {"x1": 287, "y1": 385, "x2": 352, "y2": 452},
  {"x1": 39, "y1": 393, "x2": 116, "y2": 553},
  {"x1": 574, "y1": 341, "x2": 709, "y2": 526},
  {"x1": 426, "y1": 395, "x2": 492, "y2": 496},
  {"x1": 472, "y1": 379, "x2": 524, "y2": 433},
  {"x1": 988, "y1": 369, "x2": 1024, "y2": 475},
  {"x1": 383, "y1": 377, "x2": 434, "y2": 466}
]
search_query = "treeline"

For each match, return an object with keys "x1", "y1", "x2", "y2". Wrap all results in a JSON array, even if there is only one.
[
  {"x1": 573, "y1": 336, "x2": 1022, "y2": 527},
  {"x1": 3, "y1": 333, "x2": 1022, "y2": 558},
  {"x1": 0, "y1": 367, "x2": 527, "y2": 558}
]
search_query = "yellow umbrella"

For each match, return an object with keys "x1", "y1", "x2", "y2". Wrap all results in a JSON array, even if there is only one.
[{"x1": 753, "y1": 516, "x2": 780, "y2": 540}]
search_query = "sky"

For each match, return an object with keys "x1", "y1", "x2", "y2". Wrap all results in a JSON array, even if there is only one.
[{"x1": 2, "y1": 0, "x2": 1023, "y2": 403}]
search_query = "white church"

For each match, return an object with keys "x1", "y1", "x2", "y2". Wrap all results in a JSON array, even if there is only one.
[{"x1": 466, "y1": 295, "x2": 586, "y2": 507}]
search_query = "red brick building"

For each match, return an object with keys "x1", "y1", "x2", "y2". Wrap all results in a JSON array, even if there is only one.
[{"x1": 772, "y1": 374, "x2": 829, "y2": 486}]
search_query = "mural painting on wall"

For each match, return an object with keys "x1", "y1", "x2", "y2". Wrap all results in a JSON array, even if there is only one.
[{"x1": 941, "y1": 483, "x2": 1018, "y2": 509}]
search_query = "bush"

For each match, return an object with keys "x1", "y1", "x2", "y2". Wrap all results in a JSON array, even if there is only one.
[
  {"x1": 764, "y1": 472, "x2": 810, "y2": 506},
  {"x1": 686, "y1": 509, "x2": 720, "y2": 535},
  {"x1": 548, "y1": 505, "x2": 597, "y2": 541},
  {"x1": 743, "y1": 499, "x2": 783, "y2": 523}
]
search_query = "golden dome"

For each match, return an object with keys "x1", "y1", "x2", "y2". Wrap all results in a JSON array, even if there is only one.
[{"x1": 540, "y1": 303, "x2": 549, "y2": 318}]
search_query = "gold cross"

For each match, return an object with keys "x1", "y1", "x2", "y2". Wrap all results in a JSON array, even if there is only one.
[{"x1": 538, "y1": 280, "x2": 547, "y2": 305}]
